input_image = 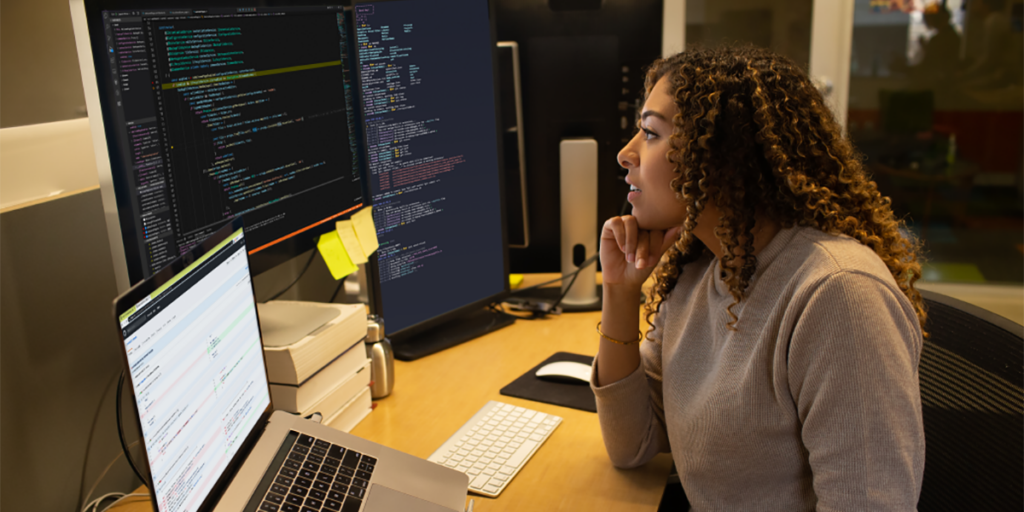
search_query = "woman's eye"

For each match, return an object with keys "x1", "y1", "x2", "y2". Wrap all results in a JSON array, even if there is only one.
[{"x1": 641, "y1": 127, "x2": 657, "y2": 140}]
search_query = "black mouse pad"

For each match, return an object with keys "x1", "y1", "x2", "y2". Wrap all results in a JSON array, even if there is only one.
[{"x1": 499, "y1": 352, "x2": 596, "y2": 413}]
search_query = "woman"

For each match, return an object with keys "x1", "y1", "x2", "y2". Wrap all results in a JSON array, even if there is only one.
[{"x1": 591, "y1": 46, "x2": 926, "y2": 511}]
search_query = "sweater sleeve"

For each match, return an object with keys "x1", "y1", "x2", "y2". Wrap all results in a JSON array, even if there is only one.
[
  {"x1": 787, "y1": 271, "x2": 925, "y2": 512},
  {"x1": 591, "y1": 312, "x2": 671, "y2": 468}
]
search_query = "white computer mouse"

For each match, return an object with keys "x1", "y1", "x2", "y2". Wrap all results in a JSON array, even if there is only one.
[{"x1": 535, "y1": 361, "x2": 593, "y2": 384}]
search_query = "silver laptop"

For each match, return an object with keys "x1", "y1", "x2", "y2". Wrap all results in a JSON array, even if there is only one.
[{"x1": 113, "y1": 218, "x2": 468, "y2": 512}]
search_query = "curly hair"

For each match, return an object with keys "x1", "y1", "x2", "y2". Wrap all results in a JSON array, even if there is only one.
[{"x1": 643, "y1": 45, "x2": 927, "y2": 335}]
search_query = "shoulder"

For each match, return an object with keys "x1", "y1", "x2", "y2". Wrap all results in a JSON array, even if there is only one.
[{"x1": 786, "y1": 226, "x2": 899, "y2": 290}]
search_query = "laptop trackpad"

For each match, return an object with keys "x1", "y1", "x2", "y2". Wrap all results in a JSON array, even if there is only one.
[{"x1": 364, "y1": 484, "x2": 460, "y2": 512}]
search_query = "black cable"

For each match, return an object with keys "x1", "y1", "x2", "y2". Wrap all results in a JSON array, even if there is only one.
[
  {"x1": 506, "y1": 253, "x2": 600, "y2": 297},
  {"x1": 329, "y1": 278, "x2": 345, "y2": 303},
  {"x1": 549, "y1": 264, "x2": 582, "y2": 312},
  {"x1": 78, "y1": 372, "x2": 119, "y2": 510},
  {"x1": 265, "y1": 248, "x2": 318, "y2": 302},
  {"x1": 117, "y1": 371, "x2": 147, "y2": 486}
]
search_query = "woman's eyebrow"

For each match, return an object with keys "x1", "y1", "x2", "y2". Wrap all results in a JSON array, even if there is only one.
[{"x1": 641, "y1": 110, "x2": 668, "y2": 122}]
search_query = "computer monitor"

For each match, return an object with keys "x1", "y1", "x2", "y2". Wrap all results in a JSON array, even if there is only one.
[
  {"x1": 494, "y1": 0, "x2": 664, "y2": 273},
  {"x1": 73, "y1": 0, "x2": 511, "y2": 359},
  {"x1": 72, "y1": 0, "x2": 368, "y2": 294},
  {"x1": 353, "y1": 0, "x2": 511, "y2": 360}
]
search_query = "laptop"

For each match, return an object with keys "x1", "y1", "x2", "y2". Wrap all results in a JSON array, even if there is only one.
[{"x1": 113, "y1": 217, "x2": 468, "y2": 512}]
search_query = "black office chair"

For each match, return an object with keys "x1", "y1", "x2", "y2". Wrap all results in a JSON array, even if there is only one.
[{"x1": 917, "y1": 289, "x2": 1023, "y2": 512}]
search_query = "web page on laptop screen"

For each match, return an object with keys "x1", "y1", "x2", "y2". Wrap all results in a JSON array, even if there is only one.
[{"x1": 119, "y1": 228, "x2": 270, "y2": 512}]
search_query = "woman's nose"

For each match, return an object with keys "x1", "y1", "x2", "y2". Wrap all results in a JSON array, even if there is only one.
[{"x1": 617, "y1": 135, "x2": 640, "y2": 169}]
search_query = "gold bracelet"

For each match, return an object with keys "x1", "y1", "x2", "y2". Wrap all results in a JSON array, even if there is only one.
[{"x1": 596, "y1": 322, "x2": 643, "y2": 345}]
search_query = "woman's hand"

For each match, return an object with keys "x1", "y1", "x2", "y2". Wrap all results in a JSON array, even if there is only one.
[{"x1": 600, "y1": 216, "x2": 680, "y2": 291}]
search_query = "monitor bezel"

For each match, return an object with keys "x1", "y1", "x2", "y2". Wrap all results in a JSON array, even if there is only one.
[
  {"x1": 72, "y1": 0, "x2": 366, "y2": 293},
  {"x1": 355, "y1": 0, "x2": 511, "y2": 345},
  {"x1": 111, "y1": 216, "x2": 273, "y2": 512}
]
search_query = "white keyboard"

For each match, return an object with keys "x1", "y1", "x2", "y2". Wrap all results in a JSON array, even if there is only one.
[{"x1": 427, "y1": 400, "x2": 562, "y2": 497}]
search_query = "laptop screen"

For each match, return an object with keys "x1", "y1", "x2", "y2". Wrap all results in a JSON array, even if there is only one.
[{"x1": 118, "y1": 226, "x2": 270, "y2": 512}]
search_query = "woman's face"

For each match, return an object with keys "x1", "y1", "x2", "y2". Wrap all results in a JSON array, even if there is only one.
[{"x1": 618, "y1": 76, "x2": 687, "y2": 231}]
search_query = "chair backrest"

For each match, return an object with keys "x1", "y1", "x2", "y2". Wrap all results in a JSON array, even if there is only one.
[{"x1": 917, "y1": 289, "x2": 1023, "y2": 511}]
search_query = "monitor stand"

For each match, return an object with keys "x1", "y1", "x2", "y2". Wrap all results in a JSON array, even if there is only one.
[{"x1": 392, "y1": 307, "x2": 516, "y2": 361}]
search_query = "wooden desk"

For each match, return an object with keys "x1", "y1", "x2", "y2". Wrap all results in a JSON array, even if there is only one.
[{"x1": 109, "y1": 275, "x2": 673, "y2": 511}]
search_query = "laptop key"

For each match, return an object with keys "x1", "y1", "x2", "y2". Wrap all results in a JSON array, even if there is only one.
[
  {"x1": 320, "y1": 464, "x2": 337, "y2": 476},
  {"x1": 355, "y1": 470, "x2": 372, "y2": 481},
  {"x1": 281, "y1": 505, "x2": 300, "y2": 512},
  {"x1": 299, "y1": 469, "x2": 316, "y2": 480},
  {"x1": 312, "y1": 480, "x2": 329, "y2": 492},
  {"x1": 340, "y1": 497, "x2": 361, "y2": 512},
  {"x1": 304, "y1": 497, "x2": 324, "y2": 509},
  {"x1": 265, "y1": 493, "x2": 284, "y2": 504},
  {"x1": 351, "y1": 478, "x2": 367, "y2": 490},
  {"x1": 296, "y1": 435, "x2": 315, "y2": 447},
  {"x1": 347, "y1": 486, "x2": 365, "y2": 499},
  {"x1": 324, "y1": 499, "x2": 342, "y2": 511},
  {"x1": 328, "y1": 491, "x2": 345, "y2": 501},
  {"x1": 271, "y1": 484, "x2": 289, "y2": 495},
  {"x1": 307, "y1": 453, "x2": 324, "y2": 464},
  {"x1": 301, "y1": 508, "x2": 318, "y2": 512},
  {"x1": 362, "y1": 456, "x2": 377, "y2": 466},
  {"x1": 314, "y1": 439, "x2": 331, "y2": 450},
  {"x1": 311, "y1": 446, "x2": 328, "y2": 457},
  {"x1": 323, "y1": 456, "x2": 341, "y2": 468},
  {"x1": 310, "y1": 489, "x2": 326, "y2": 500},
  {"x1": 293, "y1": 444, "x2": 310, "y2": 455},
  {"x1": 316, "y1": 473, "x2": 333, "y2": 484},
  {"x1": 328, "y1": 445, "x2": 346, "y2": 460},
  {"x1": 338, "y1": 467, "x2": 354, "y2": 478},
  {"x1": 284, "y1": 460, "x2": 301, "y2": 471},
  {"x1": 281, "y1": 468, "x2": 297, "y2": 478},
  {"x1": 288, "y1": 452, "x2": 305, "y2": 462},
  {"x1": 302, "y1": 461, "x2": 320, "y2": 472},
  {"x1": 341, "y1": 450, "x2": 361, "y2": 469},
  {"x1": 285, "y1": 494, "x2": 304, "y2": 506},
  {"x1": 259, "y1": 502, "x2": 280, "y2": 512},
  {"x1": 335, "y1": 475, "x2": 351, "y2": 486},
  {"x1": 275, "y1": 476, "x2": 293, "y2": 487},
  {"x1": 289, "y1": 485, "x2": 307, "y2": 497}
]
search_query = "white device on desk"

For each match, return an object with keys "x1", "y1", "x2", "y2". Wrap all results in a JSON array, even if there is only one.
[
  {"x1": 428, "y1": 401, "x2": 562, "y2": 497},
  {"x1": 535, "y1": 361, "x2": 593, "y2": 384},
  {"x1": 113, "y1": 220, "x2": 468, "y2": 512}
]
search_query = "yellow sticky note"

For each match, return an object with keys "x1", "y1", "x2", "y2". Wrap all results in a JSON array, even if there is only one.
[
  {"x1": 317, "y1": 230, "x2": 357, "y2": 280},
  {"x1": 509, "y1": 274, "x2": 524, "y2": 289},
  {"x1": 351, "y1": 207, "x2": 379, "y2": 255},
  {"x1": 335, "y1": 220, "x2": 367, "y2": 264}
]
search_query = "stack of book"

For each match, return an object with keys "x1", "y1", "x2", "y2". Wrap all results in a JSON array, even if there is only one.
[{"x1": 261, "y1": 301, "x2": 373, "y2": 432}]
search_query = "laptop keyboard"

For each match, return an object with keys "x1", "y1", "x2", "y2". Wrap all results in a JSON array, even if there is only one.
[{"x1": 255, "y1": 431, "x2": 376, "y2": 512}]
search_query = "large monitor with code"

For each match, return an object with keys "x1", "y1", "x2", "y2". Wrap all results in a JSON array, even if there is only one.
[{"x1": 354, "y1": 0, "x2": 511, "y2": 358}]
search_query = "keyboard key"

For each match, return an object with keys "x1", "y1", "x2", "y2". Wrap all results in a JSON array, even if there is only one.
[
  {"x1": 285, "y1": 494, "x2": 304, "y2": 506},
  {"x1": 292, "y1": 445, "x2": 310, "y2": 455},
  {"x1": 310, "y1": 489, "x2": 326, "y2": 500},
  {"x1": 324, "y1": 499, "x2": 342, "y2": 511},
  {"x1": 284, "y1": 460, "x2": 301, "y2": 471},
  {"x1": 331, "y1": 482, "x2": 349, "y2": 493},
  {"x1": 363, "y1": 456, "x2": 377, "y2": 466},
  {"x1": 469, "y1": 474, "x2": 490, "y2": 490},
  {"x1": 351, "y1": 478, "x2": 368, "y2": 489},
  {"x1": 316, "y1": 473, "x2": 333, "y2": 484},
  {"x1": 323, "y1": 456, "x2": 341, "y2": 468},
  {"x1": 260, "y1": 501, "x2": 280, "y2": 512},
  {"x1": 320, "y1": 464, "x2": 337, "y2": 476},
  {"x1": 299, "y1": 469, "x2": 316, "y2": 480},
  {"x1": 281, "y1": 468, "x2": 297, "y2": 478},
  {"x1": 295, "y1": 476, "x2": 313, "y2": 488},
  {"x1": 338, "y1": 466, "x2": 354, "y2": 478},
  {"x1": 266, "y1": 493, "x2": 284, "y2": 504},
  {"x1": 302, "y1": 461, "x2": 320, "y2": 472},
  {"x1": 328, "y1": 491, "x2": 345, "y2": 501},
  {"x1": 347, "y1": 486, "x2": 366, "y2": 499},
  {"x1": 289, "y1": 486, "x2": 307, "y2": 497},
  {"x1": 271, "y1": 484, "x2": 289, "y2": 495},
  {"x1": 307, "y1": 453, "x2": 324, "y2": 464},
  {"x1": 314, "y1": 439, "x2": 331, "y2": 450},
  {"x1": 328, "y1": 445, "x2": 346, "y2": 460},
  {"x1": 312, "y1": 480, "x2": 329, "y2": 492},
  {"x1": 355, "y1": 470, "x2": 372, "y2": 480},
  {"x1": 301, "y1": 507, "x2": 317, "y2": 512},
  {"x1": 304, "y1": 497, "x2": 323, "y2": 509},
  {"x1": 341, "y1": 450, "x2": 361, "y2": 469},
  {"x1": 335, "y1": 475, "x2": 351, "y2": 485},
  {"x1": 282, "y1": 504, "x2": 300, "y2": 512},
  {"x1": 341, "y1": 497, "x2": 362, "y2": 512},
  {"x1": 311, "y1": 446, "x2": 327, "y2": 457},
  {"x1": 296, "y1": 435, "x2": 315, "y2": 447},
  {"x1": 275, "y1": 475, "x2": 293, "y2": 487}
]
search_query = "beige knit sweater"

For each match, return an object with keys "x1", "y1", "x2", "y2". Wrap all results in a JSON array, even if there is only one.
[{"x1": 591, "y1": 226, "x2": 925, "y2": 511}]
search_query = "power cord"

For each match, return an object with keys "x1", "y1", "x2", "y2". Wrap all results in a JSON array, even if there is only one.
[
  {"x1": 117, "y1": 371, "x2": 148, "y2": 487},
  {"x1": 78, "y1": 371, "x2": 119, "y2": 510},
  {"x1": 499, "y1": 253, "x2": 599, "y2": 319},
  {"x1": 80, "y1": 492, "x2": 150, "y2": 512}
]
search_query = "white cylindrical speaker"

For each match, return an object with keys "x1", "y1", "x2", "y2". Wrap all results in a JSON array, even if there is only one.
[{"x1": 559, "y1": 138, "x2": 600, "y2": 307}]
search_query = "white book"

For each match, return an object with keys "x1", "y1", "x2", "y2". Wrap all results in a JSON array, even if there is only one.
[
  {"x1": 325, "y1": 386, "x2": 374, "y2": 433},
  {"x1": 269, "y1": 343, "x2": 369, "y2": 414},
  {"x1": 261, "y1": 301, "x2": 367, "y2": 385}
]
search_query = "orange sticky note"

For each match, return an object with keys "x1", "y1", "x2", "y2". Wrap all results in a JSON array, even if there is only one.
[{"x1": 317, "y1": 230, "x2": 357, "y2": 280}]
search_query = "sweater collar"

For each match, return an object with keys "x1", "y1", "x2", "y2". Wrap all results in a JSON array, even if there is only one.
[{"x1": 709, "y1": 225, "x2": 801, "y2": 296}]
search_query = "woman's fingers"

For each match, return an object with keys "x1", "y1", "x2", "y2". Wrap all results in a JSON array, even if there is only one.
[
  {"x1": 635, "y1": 231, "x2": 650, "y2": 269},
  {"x1": 620, "y1": 216, "x2": 638, "y2": 263}
]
